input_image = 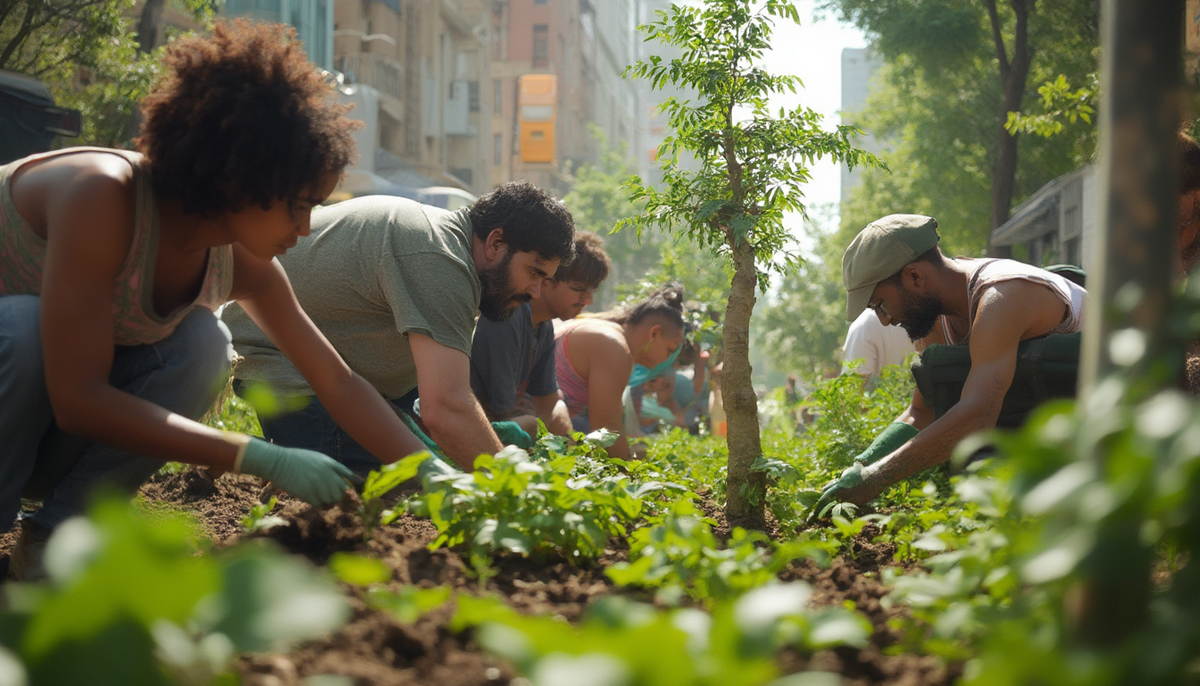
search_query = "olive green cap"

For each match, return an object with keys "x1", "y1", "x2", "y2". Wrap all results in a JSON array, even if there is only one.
[{"x1": 841, "y1": 214, "x2": 940, "y2": 322}]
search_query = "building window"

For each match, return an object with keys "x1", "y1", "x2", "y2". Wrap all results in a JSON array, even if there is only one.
[
  {"x1": 534, "y1": 0, "x2": 547, "y2": 4},
  {"x1": 493, "y1": 80, "x2": 503, "y2": 112},
  {"x1": 532, "y1": 24, "x2": 549, "y2": 67},
  {"x1": 468, "y1": 81, "x2": 480, "y2": 112},
  {"x1": 494, "y1": 133, "x2": 503, "y2": 166}
]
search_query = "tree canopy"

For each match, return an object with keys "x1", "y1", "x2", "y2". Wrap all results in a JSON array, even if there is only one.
[{"x1": 824, "y1": 0, "x2": 1099, "y2": 254}]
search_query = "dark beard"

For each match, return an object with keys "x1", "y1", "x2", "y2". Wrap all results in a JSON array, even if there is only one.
[
  {"x1": 477, "y1": 252, "x2": 530, "y2": 322},
  {"x1": 897, "y1": 287, "x2": 943, "y2": 341}
]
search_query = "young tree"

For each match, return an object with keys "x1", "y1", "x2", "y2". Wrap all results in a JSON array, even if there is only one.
[{"x1": 623, "y1": 0, "x2": 879, "y2": 529}]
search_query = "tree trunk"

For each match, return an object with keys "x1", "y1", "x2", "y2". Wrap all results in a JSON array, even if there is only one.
[
  {"x1": 136, "y1": 0, "x2": 165, "y2": 55},
  {"x1": 126, "y1": 0, "x2": 166, "y2": 139},
  {"x1": 723, "y1": 237, "x2": 765, "y2": 530},
  {"x1": 984, "y1": 0, "x2": 1032, "y2": 256}
]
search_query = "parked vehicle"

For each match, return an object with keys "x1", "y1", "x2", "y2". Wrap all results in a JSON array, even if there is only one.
[{"x1": 0, "y1": 71, "x2": 81, "y2": 164}]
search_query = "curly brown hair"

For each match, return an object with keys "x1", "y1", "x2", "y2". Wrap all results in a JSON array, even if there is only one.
[{"x1": 137, "y1": 20, "x2": 359, "y2": 218}]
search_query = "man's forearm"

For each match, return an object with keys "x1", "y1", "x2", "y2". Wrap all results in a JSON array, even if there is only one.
[
  {"x1": 423, "y1": 396, "x2": 503, "y2": 470},
  {"x1": 852, "y1": 400, "x2": 996, "y2": 504}
]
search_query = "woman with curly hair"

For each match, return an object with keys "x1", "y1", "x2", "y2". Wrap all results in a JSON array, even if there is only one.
[
  {"x1": 554, "y1": 285, "x2": 686, "y2": 460},
  {"x1": 0, "y1": 20, "x2": 427, "y2": 576}
]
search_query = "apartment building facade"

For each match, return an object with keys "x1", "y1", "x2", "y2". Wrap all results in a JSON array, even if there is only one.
[{"x1": 223, "y1": 0, "x2": 647, "y2": 196}]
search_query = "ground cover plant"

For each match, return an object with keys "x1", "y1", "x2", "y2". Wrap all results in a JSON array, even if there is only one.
[
  {"x1": 8, "y1": 285, "x2": 1198, "y2": 685},
  {"x1": 0, "y1": 357, "x2": 967, "y2": 686}
]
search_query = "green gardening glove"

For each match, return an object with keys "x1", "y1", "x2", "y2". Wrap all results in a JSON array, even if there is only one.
[
  {"x1": 492, "y1": 420, "x2": 534, "y2": 449},
  {"x1": 853, "y1": 422, "x2": 920, "y2": 467},
  {"x1": 241, "y1": 437, "x2": 357, "y2": 507},
  {"x1": 807, "y1": 462, "x2": 864, "y2": 524}
]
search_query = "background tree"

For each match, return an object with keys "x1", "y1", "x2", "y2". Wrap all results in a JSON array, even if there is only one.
[
  {"x1": 824, "y1": 0, "x2": 1099, "y2": 254},
  {"x1": 1, "y1": 0, "x2": 217, "y2": 147},
  {"x1": 563, "y1": 128, "x2": 665, "y2": 310},
  {"x1": 623, "y1": 0, "x2": 879, "y2": 529}
]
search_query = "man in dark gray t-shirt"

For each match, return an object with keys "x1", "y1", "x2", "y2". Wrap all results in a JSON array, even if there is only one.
[{"x1": 469, "y1": 232, "x2": 610, "y2": 436}]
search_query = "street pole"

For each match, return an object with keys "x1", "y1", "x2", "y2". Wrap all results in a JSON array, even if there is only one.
[{"x1": 1080, "y1": 0, "x2": 1185, "y2": 395}]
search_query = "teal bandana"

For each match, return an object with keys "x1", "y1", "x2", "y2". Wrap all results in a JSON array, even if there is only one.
[{"x1": 627, "y1": 343, "x2": 683, "y2": 387}]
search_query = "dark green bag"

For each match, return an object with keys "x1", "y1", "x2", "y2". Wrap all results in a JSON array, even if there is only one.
[{"x1": 910, "y1": 332, "x2": 1081, "y2": 428}]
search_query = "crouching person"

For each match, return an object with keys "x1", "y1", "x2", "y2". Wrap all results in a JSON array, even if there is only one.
[
  {"x1": 813, "y1": 214, "x2": 1086, "y2": 516},
  {"x1": 0, "y1": 22, "x2": 432, "y2": 579}
]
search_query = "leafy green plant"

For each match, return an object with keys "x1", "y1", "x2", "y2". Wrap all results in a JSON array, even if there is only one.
[
  {"x1": 607, "y1": 499, "x2": 834, "y2": 606},
  {"x1": 0, "y1": 498, "x2": 348, "y2": 686},
  {"x1": 356, "y1": 451, "x2": 437, "y2": 537},
  {"x1": 408, "y1": 443, "x2": 682, "y2": 565},
  {"x1": 451, "y1": 584, "x2": 870, "y2": 686}
]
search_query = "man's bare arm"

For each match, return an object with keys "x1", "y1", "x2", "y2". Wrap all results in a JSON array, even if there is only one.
[{"x1": 410, "y1": 333, "x2": 503, "y2": 470}]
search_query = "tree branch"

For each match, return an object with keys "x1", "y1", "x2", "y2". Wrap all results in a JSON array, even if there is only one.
[{"x1": 983, "y1": 0, "x2": 1010, "y2": 80}]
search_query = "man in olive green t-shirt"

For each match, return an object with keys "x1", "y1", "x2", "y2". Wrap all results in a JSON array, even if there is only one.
[{"x1": 223, "y1": 181, "x2": 576, "y2": 472}]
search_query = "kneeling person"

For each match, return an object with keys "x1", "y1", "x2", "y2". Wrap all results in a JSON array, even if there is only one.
[
  {"x1": 224, "y1": 182, "x2": 576, "y2": 472},
  {"x1": 470, "y1": 231, "x2": 610, "y2": 437},
  {"x1": 818, "y1": 214, "x2": 1086, "y2": 511}
]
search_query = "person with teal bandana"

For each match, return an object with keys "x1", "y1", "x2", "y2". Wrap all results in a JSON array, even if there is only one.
[{"x1": 554, "y1": 285, "x2": 686, "y2": 460}]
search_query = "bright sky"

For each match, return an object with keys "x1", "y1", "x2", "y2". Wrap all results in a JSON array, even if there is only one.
[{"x1": 760, "y1": 1, "x2": 868, "y2": 242}]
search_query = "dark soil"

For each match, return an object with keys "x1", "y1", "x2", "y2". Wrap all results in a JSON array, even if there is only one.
[{"x1": 5, "y1": 467, "x2": 957, "y2": 686}]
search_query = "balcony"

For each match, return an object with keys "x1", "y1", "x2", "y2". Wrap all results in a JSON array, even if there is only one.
[{"x1": 337, "y1": 53, "x2": 404, "y2": 102}]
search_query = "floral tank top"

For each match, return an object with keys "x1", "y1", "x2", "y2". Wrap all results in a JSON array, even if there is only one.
[{"x1": 0, "y1": 147, "x2": 233, "y2": 346}]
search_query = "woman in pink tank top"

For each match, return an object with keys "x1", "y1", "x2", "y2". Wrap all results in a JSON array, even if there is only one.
[
  {"x1": 555, "y1": 285, "x2": 687, "y2": 460},
  {"x1": 0, "y1": 21, "x2": 430, "y2": 569}
]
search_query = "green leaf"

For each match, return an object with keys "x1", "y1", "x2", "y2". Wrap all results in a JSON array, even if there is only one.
[{"x1": 328, "y1": 553, "x2": 391, "y2": 587}]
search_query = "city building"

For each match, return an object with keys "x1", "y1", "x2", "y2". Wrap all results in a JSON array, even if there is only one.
[
  {"x1": 223, "y1": 0, "x2": 335, "y2": 70},
  {"x1": 332, "y1": 0, "x2": 490, "y2": 193},
  {"x1": 990, "y1": 165, "x2": 1096, "y2": 273}
]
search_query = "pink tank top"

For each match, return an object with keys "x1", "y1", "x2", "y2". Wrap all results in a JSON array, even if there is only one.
[
  {"x1": 0, "y1": 147, "x2": 233, "y2": 346},
  {"x1": 554, "y1": 328, "x2": 590, "y2": 417}
]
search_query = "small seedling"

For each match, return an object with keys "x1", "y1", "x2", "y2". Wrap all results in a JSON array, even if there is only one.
[{"x1": 241, "y1": 496, "x2": 285, "y2": 532}]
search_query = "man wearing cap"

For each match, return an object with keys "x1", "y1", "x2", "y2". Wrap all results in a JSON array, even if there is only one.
[{"x1": 813, "y1": 214, "x2": 1086, "y2": 515}]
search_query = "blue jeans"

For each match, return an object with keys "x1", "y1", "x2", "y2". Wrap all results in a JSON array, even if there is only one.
[
  {"x1": 237, "y1": 383, "x2": 412, "y2": 476},
  {"x1": 0, "y1": 295, "x2": 232, "y2": 530}
]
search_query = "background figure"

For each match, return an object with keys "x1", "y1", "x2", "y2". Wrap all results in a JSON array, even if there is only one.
[
  {"x1": 841, "y1": 307, "x2": 916, "y2": 386},
  {"x1": 555, "y1": 284, "x2": 686, "y2": 460}
]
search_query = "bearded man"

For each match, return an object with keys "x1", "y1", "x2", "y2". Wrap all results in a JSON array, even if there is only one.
[
  {"x1": 814, "y1": 214, "x2": 1086, "y2": 512},
  {"x1": 223, "y1": 182, "x2": 576, "y2": 473}
]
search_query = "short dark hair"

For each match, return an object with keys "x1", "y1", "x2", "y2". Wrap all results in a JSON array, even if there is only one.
[
  {"x1": 138, "y1": 20, "x2": 359, "y2": 218},
  {"x1": 883, "y1": 246, "x2": 946, "y2": 285},
  {"x1": 469, "y1": 181, "x2": 576, "y2": 263},
  {"x1": 553, "y1": 231, "x2": 610, "y2": 289}
]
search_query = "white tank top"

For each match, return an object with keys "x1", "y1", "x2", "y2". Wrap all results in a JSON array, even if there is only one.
[{"x1": 940, "y1": 258, "x2": 1086, "y2": 345}]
